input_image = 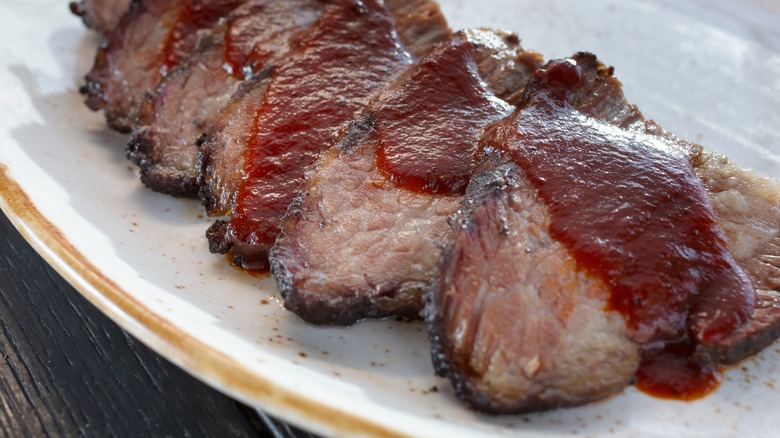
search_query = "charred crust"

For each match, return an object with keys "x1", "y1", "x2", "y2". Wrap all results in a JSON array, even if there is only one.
[
  {"x1": 138, "y1": 168, "x2": 200, "y2": 198},
  {"x1": 206, "y1": 220, "x2": 232, "y2": 254},
  {"x1": 695, "y1": 296, "x2": 780, "y2": 365},
  {"x1": 69, "y1": 2, "x2": 86, "y2": 18},
  {"x1": 335, "y1": 114, "x2": 376, "y2": 153},
  {"x1": 125, "y1": 130, "x2": 150, "y2": 165},
  {"x1": 81, "y1": 76, "x2": 107, "y2": 111},
  {"x1": 128, "y1": 130, "x2": 200, "y2": 198},
  {"x1": 197, "y1": 141, "x2": 218, "y2": 212},
  {"x1": 105, "y1": 110, "x2": 135, "y2": 134}
]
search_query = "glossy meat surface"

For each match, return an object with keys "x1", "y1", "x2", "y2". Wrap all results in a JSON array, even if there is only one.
[
  {"x1": 270, "y1": 30, "x2": 543, "y2": 324},
  {"x1": 126, "y1": 0, "x2": 324, "y2": 197}
]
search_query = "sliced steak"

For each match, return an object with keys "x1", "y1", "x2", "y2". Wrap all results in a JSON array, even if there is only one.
[
  {"x1": 126, "y1": 0, "x2": 325, "y2": 198},
  {"x1": 428, "y1": 151, "x2": 640, "y2": 413},
  {"x1": 81, "y1": 0, "x2": 246, "y2": 133},
  {"x1": 70, "y1": 0, "x2": 132, "y2": 35},
  {"x1": 199, "y1": 0, "x2": 450, "y2": 272},
  {"x1": 430, "y1": 54, "x2": 776, "y2": 413},
  {"x1": 270, "y1": 29, "x2": 543, "y2": 325}
]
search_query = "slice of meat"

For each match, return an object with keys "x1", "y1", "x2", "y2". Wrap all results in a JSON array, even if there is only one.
[
  {"x1": 490, "y1": 58, "x2": 755, "y2": 347},
  {"x1": 518, "y1": 54, "x2": 780, "y2": 365},
  {"x1": 70, "y1": 0, "x2": 132, "y2": 35},
  {"x1": 430, "y1": 54, "x2": 776, "y2": 413},
  {"x1": 428, "y1": 151, "x2": 640, "y2": 413},
  {"x1": 81, "y1": 0, "x2": 246, "y2": 133},
  {"x1": 199, "y1": 0, "x2": 450, "y2": 272},
  {"x1": 126, "y1": 0, "x2": 325, "y2": 198},
  {"x1": 269, "y1": 29, "x2": 543, "y2": 325}
]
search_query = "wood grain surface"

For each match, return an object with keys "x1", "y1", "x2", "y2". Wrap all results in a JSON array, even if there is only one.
[{"x1": 0, "y1": 209, "x2": 314, "y2": 437}]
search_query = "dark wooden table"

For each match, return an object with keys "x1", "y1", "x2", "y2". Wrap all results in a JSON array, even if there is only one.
[{"x1": 0, "y1": 209, "x2": 316, "y2": 437}]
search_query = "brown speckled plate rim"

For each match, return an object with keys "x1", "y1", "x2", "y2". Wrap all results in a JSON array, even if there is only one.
[{"x1": 0, "y1": 164, "x2": 410, "y2": 438}]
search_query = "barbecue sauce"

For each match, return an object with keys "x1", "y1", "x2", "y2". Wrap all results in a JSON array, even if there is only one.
[
  {"x1": 374, "y1": 40, "x2": 512, "y2": 195},
  {"x1": 635, "y1": 340, "x2": 721, "y2": 400},
  {"x1": 224, "y1": 4, "x2": 273, "y2": 79},
  {"x1": 483, "y1": 58, "x2": 755, "y2": 399},
  {"x1": 161, "y1": 0, "x2": 244, "y2": 74},
  {"x1": 223, "y1": 0, "x2": 323, "y2": 79},
  {"x1": 228, "y1": 0, "x2": 414, "y2": 272}
]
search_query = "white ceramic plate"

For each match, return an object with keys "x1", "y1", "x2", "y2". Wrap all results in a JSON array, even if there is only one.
[{"x1": 1, "y1": 0, "x2": 780, "y2": 436}]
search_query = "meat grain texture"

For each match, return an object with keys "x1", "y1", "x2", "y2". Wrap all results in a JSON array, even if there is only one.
[{"x1": 429, "y1": 152, "x2": 640, "y2": 413}]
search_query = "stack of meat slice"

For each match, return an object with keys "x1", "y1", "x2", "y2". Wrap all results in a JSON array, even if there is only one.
[
  {"x1": 81, "y1": 0, "x2": 251, "y2": 133},
  {"x1": 199, "y1": 0, "x2": 450, "y2": 272},
  {"x1": 72, "y1": 0, "x2": 780, "y2": 416},
  {"x1": 270, "y1": 29, "x2": 543, "y2": 324},
  {"x1": 127, "y1": 0, "x2": 328, "y2": 197},
  {"x1": 428, "y1": 54, "x2": 780, "y2": 413}
]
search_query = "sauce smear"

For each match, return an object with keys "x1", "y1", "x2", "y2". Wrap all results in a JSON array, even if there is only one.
[
  {"x1": 223, "y1": 0, "x2": 323, "y2": 79},
  {"x1": 228, "y1": 0, "x2": 415, "y2": 272},
  {"x1": 374, "y1": 40, "x2": 512, "y2": 195},
  {"x1": 161, "y1": 0, "x2": 245, "y2": 74},
  {"x1": 636, "y1": 340, "x2": 721, "y2": 400}
]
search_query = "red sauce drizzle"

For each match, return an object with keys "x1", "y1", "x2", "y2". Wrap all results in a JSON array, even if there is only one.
[
  {"x1": 635, "y1": 340, "x2": 721, "y2": 400},
  {"x1": 228, "y1": 0, "x2": 414, "y2": 272},
  {"x1": 161, "y1": 0, "x2": 245, "y2": 75},
  {"x1": 485, "y1": 59, "x2": 755, "y2": 399},
  {"x1": 223, "y1": 0, "x2": 323, "y2": 79},
  {"x1": 374, "y1": 40, "x2": 512, "y2": 195},
  {"x1": 224, "y1": 4, "x2": 273, "y2": 78}
]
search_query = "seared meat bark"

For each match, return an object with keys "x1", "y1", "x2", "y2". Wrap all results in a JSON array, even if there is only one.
[
  {"x1": 270, "y1": 30, "x2": 543, "y2": 325},
  {"x1": 199, "y1": 0, "x2": 450, "y2": 272},
  {"x1": 126, "y1": 0, "x2": 325, "y2": 198},
  {"x1": 429, "y1": 152, "x2": 640, "y2": 413},
  {"x1": 81, "y1": 0, "x2": 246, "y2": 133},
  {"x1": 70, "y1": 0, "x2": 132, "y2": 35},
  {"x1": 429, "y1": 54, "x2": 775, "y2": 413}
]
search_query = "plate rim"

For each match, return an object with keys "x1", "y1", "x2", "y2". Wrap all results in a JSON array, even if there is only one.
[{"x1": 0, "y1": 164, "x2": 408, "y2": 438}]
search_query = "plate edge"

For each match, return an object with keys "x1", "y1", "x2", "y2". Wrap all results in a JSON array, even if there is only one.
[{"x1": 0, "y1": 163, "x2": 412, "y2": 438}]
